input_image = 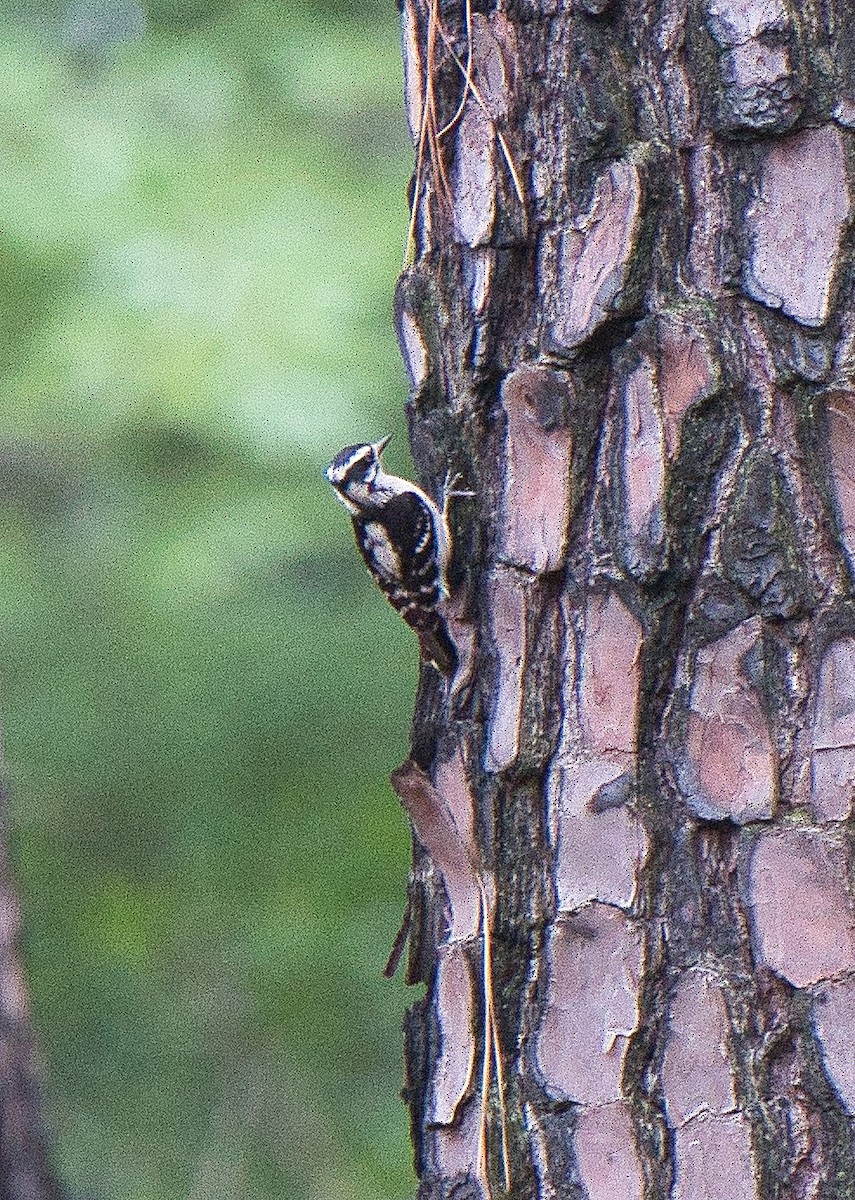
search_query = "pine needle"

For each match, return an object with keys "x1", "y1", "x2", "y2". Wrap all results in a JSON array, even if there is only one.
[
  {"x1": 436, "y1": 20, "x2": 527, "y2": 212},
  {"x1": 437, "y1": 0, "x2": 473, "y2": 141},
  {"x1": 478, "y1": 879, "x2": 512, "y2": 1194}
]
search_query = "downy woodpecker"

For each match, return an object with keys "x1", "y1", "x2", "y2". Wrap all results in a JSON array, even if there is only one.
[{"x1": 325, "y1": 435, "x2": 463, "y2": 675}]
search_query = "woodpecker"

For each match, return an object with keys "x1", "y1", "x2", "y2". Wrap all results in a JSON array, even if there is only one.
[{"x1": 325, "y1": 435, "x2": 464, "y2": 675}]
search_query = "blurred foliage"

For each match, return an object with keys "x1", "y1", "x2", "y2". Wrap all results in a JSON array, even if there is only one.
[{"x1": 0, "y1": 2, "x2": 419, "y2": 1197}]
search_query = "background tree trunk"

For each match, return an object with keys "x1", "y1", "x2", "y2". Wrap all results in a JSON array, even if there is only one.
[
  {"x1": 392, "y1": 1, "x2": 855, "y2": 1197},
  {"x1": 0, "y1": 797, "x2": 62, "y2": 1200}
]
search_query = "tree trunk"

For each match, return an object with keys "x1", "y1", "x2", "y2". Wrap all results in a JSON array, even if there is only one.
[{"x1": 391, "y1": 1, "x2": 855, "y2": 1197}]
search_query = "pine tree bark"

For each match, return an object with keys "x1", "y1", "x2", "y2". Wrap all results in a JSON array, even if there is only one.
[{"x1": 392, "y1": 1, "x2": 855, "y2": 1197}]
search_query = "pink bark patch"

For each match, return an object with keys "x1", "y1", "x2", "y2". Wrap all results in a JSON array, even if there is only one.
[
  {"x1": 579, "y1": 591, "x2": 642, "y2": 756},
  {"x1": 499, "y1": 365, "x2": 573, "y2": 573},
  {"x1": 551, "y1": 761, "x2": 647, "y2": 912},
  {"x1": 828, "y1": 393, "x2": 855, "y2": 569},
  {"x1": 433, "y1": 748, "x2": 478, "y2": 866},
  {"x1": 722, "y1": 40, "x2": 790, "y2": 92},
  {"x1": 658, "y1": 318, "x2": 716, "y2": 458},
  {"x1": 443, "y1": 590, "x2": 478, "y2": 703},
  {"x1": 747, "y1": 829, "x2": 855, "y2": 987},
  {"x1": 684, "y1": 618, "x2": 776, "y2": 822},
  {"x1": 452, "y1": 16, "x2": 511, "y2": 247},
  {"x1": 433, "y1": 1100, "x2": 487, "y2": 1196},
  {"x1": 622, "y1": 358, "x2": 665, "y2": 559},
  {"x1": 390, "y1": 757, "x2": 481, "y2": 942},
  {"x1": 705, "y1": 0, "x2": 787, "y2": 44},
  {"x1": 397, "y1": 308, "x2": 429, "y2": 390},
  {"x1": 575, "y1": 1102, "x2": 644, "y2": 1200},
  {"x1": 486, "y1": 569, "x2": 526, "y2": 771},
  {"x1": 430, "y1": 944, "x2": 476, "y2": 1126},
  {"x1": 552, "y1": 160, "x2": 642, "y2": 350},
  {"x1": 471, "y1": 13, "x2": 513, "y2": 122},
  {"x1": 673, "y1": 1113, "x2": 756, "y2": 1200},
  {"x1": 662, "y1": 972, "x2": 735, "y2": 1125},
  {"x1": 812, "y1": 977, "x2": 855, "y2": 1114},
  {"x1": 537, "y1": 904, "x2": 642, "y2": 1103},
  {"x1": 743, "y1": 125, "x2": 851, "y2": 327},
  {"x1": 454, "y1": 104, "x2": 496, "y2": 247},
  {"x1": 811, "y1": 638, "x2": 855, "y2": 822}
]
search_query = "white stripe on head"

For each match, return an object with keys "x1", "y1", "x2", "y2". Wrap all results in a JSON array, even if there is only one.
[{"x1": 326, "y1": 443, "x2": 372, "y2": 486}]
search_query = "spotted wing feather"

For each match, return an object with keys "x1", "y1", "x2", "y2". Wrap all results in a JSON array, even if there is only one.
[{"x1": 353, "y1": 491, "x2": 456, "y2": 674}]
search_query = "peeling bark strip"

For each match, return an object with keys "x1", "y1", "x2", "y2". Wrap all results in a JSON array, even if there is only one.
[
  {"x1": 396, "y1": 0, "x2": 855, "y2": 1196},
  {"x1": 536, "y1": 904, "x2": 642, "y2": 1105},
  {"x1": 499, "y1": 365, "x2": 573, "y2": 574},
  {"x1": 811, "y1": 637, "x2": 855, "y2": 821},
  {"x1": 679, "y1": 617, "x2": 776, "y2": 823},
  {"x1": 742, "y1": 127, "x2": 851, "y2": 327},
  {"x1": 547, "y1": 160, "x2": 643, "y2": 352},
  {"x1": 747, "y1": 830, "x2": 855, "y2": 988}
]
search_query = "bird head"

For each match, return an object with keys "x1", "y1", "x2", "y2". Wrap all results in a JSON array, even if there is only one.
[{"x1": 325, "y1": 434, "x2": 392, "y2": 513}]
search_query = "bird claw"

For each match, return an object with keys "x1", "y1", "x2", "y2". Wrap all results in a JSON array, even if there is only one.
[{"x1": 442, "y1": 471, "x2": 475, "y2": 520}]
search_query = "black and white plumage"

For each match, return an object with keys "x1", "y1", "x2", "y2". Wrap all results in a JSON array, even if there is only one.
[{"x1": 325, "y1": 435, "x2": 459, "y2": 675}]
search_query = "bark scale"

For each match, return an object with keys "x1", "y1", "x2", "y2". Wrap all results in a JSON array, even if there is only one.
[{"x1": 392, "y1": 1, "x2": 855, "y2": 1198}]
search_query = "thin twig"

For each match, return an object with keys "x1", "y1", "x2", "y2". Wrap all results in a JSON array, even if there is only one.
[
  {"x1": 435, "y1": 20, "x2": 527, "y2": 212},
  {"x1": 406, "y1": 0, "x2": 456, "y2": 264},
  {"x1": 478, "y1": 879, "x2": 512, "y2": 1195},
  {"x1": 405, "y1": 0, "x2": 434, "y2": 263},
  {"x1": 437, "y1": 0, "x2": 473, "y2": 141}
]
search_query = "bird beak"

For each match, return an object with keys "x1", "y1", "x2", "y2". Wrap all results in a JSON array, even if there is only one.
[{"x1": 373, "y1": 433, "x2": 393, "y2": 456}]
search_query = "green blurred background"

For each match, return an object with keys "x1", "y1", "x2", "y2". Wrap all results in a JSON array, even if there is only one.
[{"x1": 0, "y1": 2, "x2": 418, "y2": 1197}]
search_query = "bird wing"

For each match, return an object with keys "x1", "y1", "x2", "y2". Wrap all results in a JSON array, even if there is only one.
[
  {"x1": 352, "y1": 491, "x2": 442, "y2": 612},
  {"x1": 352, "y1": 493, "x2": 456, "y2": 675},
  {"x1": 378, "y1": 490, "x2": 443, "y2": 607}
]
